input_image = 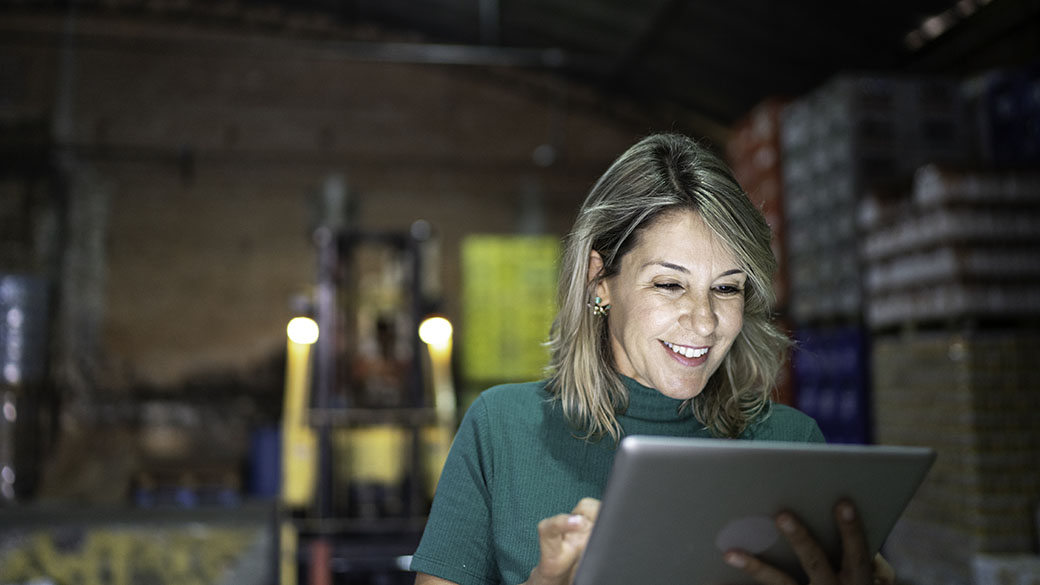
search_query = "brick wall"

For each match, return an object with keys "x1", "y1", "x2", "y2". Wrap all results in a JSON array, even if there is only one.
[{"x1": 1, "y1": 13, "x2": 652, "y2": 391}]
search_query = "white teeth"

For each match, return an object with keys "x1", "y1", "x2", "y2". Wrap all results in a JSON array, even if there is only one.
[{"x1": 664, "y1": 341, "x2": 708, "y2": 358}]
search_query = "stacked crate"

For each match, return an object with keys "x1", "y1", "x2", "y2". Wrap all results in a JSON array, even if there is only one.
[
  {"x1": 727, "y1": 99, "x2": 794, "y2": 405},
  {"x1": 862, "y1": 165, "x2": 1040, "y2": 328},
  {"x1": 0, "y1": 275, "x2": 49, "y2": 502},
  {"x1": 963, "y1": 63, "x2": 1040, "y2": 169},
  {"x1": 789, "y1": 325, "x2": 870, "y2": 444},
  {"x1": 728, "y1": 98, "x2": 789, "y2": 309},
  {"x1": 872, "y1": 329, "x2": 1040, "y2": 585},
  {"x1": 864, "y1": 166, "x2": 1040, "y2": 585},
  {"x1": 780, "y1": 75, "x2": 970, "y2": 323},
  {"x1": 778, "y1": 74, "x2": 970, "y2": 444}
]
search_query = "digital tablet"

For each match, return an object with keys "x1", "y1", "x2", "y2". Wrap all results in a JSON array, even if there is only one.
[{"x1": 573, "y1": 436, "x2": 936, "y2": 585}]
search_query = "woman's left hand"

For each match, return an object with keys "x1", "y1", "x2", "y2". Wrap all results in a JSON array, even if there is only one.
[{"x1": 723, "y1": 499, "x2": 895, "y2": 585}]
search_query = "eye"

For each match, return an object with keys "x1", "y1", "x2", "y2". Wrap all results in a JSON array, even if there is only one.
[
  {"x1": 654, "y1": 282, "x2": 683, "y2": 291},
  {"x1": 713, "y1": 284, "x2": 744, "y2": 296}
]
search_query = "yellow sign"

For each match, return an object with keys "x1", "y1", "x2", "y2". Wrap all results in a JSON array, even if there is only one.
[{"x1": 461, "y1": 235, "x2": 559, "y2": 383}]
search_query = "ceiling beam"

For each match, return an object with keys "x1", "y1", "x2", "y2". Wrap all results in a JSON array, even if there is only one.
[
  {"x1": 904, "y1": 0, "x2": 1040, "y2": 73},
  {"x1": 0, "y1": 14, "x2": 612, "y2": 72}
]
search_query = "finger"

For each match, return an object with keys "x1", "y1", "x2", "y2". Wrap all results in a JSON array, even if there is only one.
[
  {"x1": 536, "y1": 513, "x2": 594, "y2": 557},
  {"x1": 873, "y1": 553, "x2": 896, "y2": 585},
  {"x1": 533, "y1": 513, "x2": 594, "y2": 581},
  {"x1": 776, "y1": 511, "x2": 836, "y2": 585},
  {"x1": 537, "y1": 512, "x2": 592, "y2": 545},
  {"x1": 571, "y1": 497, "x2": 601, "y2": 524},
  {"x1": 536, "y1": 498, "x2": 601, "y2": 557},
  {"x1": 835, "y1": 500, "x2": 872, "y2": 584},
  {"x1": 723, "y1": 550, "x2": 800, "y2": 585}
]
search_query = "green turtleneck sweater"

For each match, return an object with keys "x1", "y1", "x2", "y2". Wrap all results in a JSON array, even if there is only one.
[{"x1": 410, "y1": 377, "x2": 824, "y2": 585}]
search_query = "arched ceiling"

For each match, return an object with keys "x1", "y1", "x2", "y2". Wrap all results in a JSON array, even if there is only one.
[{"x1": 2, "y1": 0, "x2": 1038, "y2": 139}]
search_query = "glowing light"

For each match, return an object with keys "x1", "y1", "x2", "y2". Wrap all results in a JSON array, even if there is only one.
[
  {"x1": 921, "y1": 15, "x2": 948, "y2": 39},
  {"x1": 5, "y1": 308, "x2": 23, "y2": 328},
  {"x1": 286, "y1": 317, "x2": 319, "y2": 345},
  {"x1": 905, "y1": 0, "x2": 986, "y2": 51},
  {"x1": 419, "y1": 317, "x2": 453, "y2": 348},
  {"x1": 955, "y1": 0, "x2": 977, "y2": 16},
  {"x1": 3, "y1": 364, "x2": 19, "y2": 385}
]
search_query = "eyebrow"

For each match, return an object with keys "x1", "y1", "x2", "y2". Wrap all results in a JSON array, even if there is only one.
[{"x1": 642, "y1": 261, "x2": 745, "y2": 278}]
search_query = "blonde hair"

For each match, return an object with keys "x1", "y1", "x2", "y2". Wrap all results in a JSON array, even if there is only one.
[{"x1": 547, "y1": 133, "x2": 788, "y2": 440}]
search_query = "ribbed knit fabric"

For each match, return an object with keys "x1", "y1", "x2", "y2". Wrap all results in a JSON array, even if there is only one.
[{"x1": 410, "y1": 376, "x2": 824, "y2": 585}]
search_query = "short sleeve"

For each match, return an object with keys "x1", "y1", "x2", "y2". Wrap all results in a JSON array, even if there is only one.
[{"x1": 410, "y1": 396, "x2": 501, "y2": 584}]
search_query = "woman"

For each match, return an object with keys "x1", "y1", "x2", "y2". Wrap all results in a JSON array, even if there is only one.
[{"x1": 411, "y1": 134, "x2": 893, "y2": 585}]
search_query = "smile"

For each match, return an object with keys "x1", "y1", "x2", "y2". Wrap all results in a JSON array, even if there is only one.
[{"x1": 662, "y1": 341, "x2": 708, "y2": 359}]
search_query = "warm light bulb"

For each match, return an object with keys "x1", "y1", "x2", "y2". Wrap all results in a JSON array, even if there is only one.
[
  {"x1": 287, "y1": 317, "x2": 319, "y2": 345},
  {"x1": 419, "y1": 316, "x2": 453, "y2": 347}
]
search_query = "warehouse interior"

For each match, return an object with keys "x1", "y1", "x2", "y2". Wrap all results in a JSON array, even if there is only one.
[{"x1": 1, "y1": 0, "x2": 1039, "y2": 583}]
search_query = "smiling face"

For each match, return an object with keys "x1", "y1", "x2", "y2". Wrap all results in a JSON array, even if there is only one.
[{"x1": 592, "y1": 209, "x2": 746, "y2": 400}]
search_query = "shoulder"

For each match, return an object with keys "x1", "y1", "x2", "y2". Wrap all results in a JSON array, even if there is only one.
[
  {"x1": 471, "y1": 379, "x2": 554, "y2": 413},
  {"x1": 456, "y1": 379, "x2": 557, "y2": 435},
  {"x1": 743, "y1": 403, "x2": 825, "y2": 443}
]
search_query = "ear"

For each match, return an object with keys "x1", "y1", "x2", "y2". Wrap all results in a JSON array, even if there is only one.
[{"x1": 587, "y1": 250, "x2": 611, "y2": 305}]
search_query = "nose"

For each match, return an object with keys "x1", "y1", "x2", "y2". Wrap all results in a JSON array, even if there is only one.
[{"x1": 679, "y1": 290, "x2": 717, "y2": 337}]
